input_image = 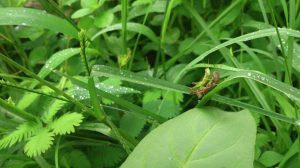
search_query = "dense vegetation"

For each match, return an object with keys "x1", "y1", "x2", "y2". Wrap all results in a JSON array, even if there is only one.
[{"x1": 1, "y1": 0, "x2": 300, "y2": 167}]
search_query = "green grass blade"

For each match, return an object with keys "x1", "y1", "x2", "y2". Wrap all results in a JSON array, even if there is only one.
[
  {"x1": 128, "y1": 1, "x2": 153, "y2": 70},
  {"x1": 175, "y1": 28, "x2": 300, "y2": 81},
  {"x1": 31, "y1": 48, "x2": 98, "y2": 88},
  {"x1": 199, "y1": 70, "x2": 300, "y2": 105},
  {"x1": 0, "y1": 8, "x2": 77, "y2": 38},
  {"x1": 0, "y1": 53, "x2": 96, "y2": 119},
  {"x1": 87, "y1": 78, "x2": 105, "y2": 121},
  {"x1": 91, "y1": 65, "x2": 190, "y2": 94},
  {"x1": 212, "y1": 95, "x2": 299, "y2": 125},
  {"x1": 0, "y1": 80, "x2": 68, "y2": 102},
  {"x1": 0, "y1": 98, "x2": 36, "y2": 121},
  {"x1": 91, "y1": 22, "x2": 158, "y2": 43},
  {"x1": 257, "y1": 0, "x2": 269, "y2": 24},
  {"x1": 165, "y1": 0, "x2": 243, "y2": 68},
  {"x1": 157, "y1": 0, "x2": 177, "y2": 77},
  {"x1": 190, "y1": 64, "x2": 240, "y2": 71},
  {"x1": 121, "y1": 0, "x2": 128, "y2": 55},
  {"x1": 55, "y1": 71, "x2": 166, "y2": 123}
]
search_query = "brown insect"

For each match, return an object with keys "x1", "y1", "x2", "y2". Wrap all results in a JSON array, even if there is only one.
[{"x1": 190, "y1": 70, "x2": 220, "y2": 98}]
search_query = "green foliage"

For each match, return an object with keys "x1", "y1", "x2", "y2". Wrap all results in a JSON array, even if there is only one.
[
  {"x1": 49, "y1": 113, "x2": 83, "y2": 135},
  {"x1": 1, "y1": 0, "x2": 300, "y2": 167},
  {"x1": 0, "y1": 122, "x2": 40, "y2": 149},
  {"x1": 0, "y1": 112, "x2": 83, "y2": 157},
  {"x1": 89, "y1": 146, "x2": 126, "y2": 168},
  {"x1": 24, "y1": 128, "x2": 54, "y2": 157},
  {"x1": 61, "y1": 150, "x2": 91, "y2": 168},
  {"x1": 121, "y1": 107, "x2": 256, "y2": 168}
]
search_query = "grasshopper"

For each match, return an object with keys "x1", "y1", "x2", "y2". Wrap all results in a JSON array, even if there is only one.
[{"x1": 190, "y1": 68, "x2": 220, "y2": 98}]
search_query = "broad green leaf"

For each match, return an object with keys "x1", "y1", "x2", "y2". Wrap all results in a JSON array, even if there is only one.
[
  {"x1": 81, "y1": 0, "x2": 99, "y2": 8},
  {"x1": 132, "y1": 0, "x2": 154, "y2": 6},
  {"x1": 120, "y1": 113, "x2": 146, "y2": 138},
  {"x1": 92, "y1": 22, "x2": 159, "y2": 43},
  {"x1": 78, "y1": 16, "x2": 94, "y2": 29},
  {"x1": 71, "y1": 8, "x2": 94, "y2": 19},
  {"x1": 121, "y1": 107, "x2": 256, "y2": 168},
  {"x1": 0, "y1": 8, "x2": 77, "y2": 38},
  {"x1": 91, "y1": 65, "x2": 190, "y2": 94},
  {"x1": 144, "y1": 99, "x2": 180, "y2": 118},
  {"x1": 24, "y1": 128, "x2": 54, "y2": 157},
  {"x1": 94, "y1": 11, "x2": 114, "y2": 28},
  {"x1": 143, "y1": 90, "x2": 183, "y2": 118},
  {"x1": 165, "y1": 27, "x2": 180, "y2": 44},
  {"x1": 28, "y1": 47, "x2": 48, "y2": 66},
  {"x1": 143, "y1": 90, "x2": 162, "y2": 104},
  {"x1": 64, "y1": 150, "x2": 91, "y2": 168},
  {"x1": 89, "y1": 146, "x2": 126, "y2": 168},
  {"x1": 258, "y1": 151, "x2": 283, "y2": 167}
]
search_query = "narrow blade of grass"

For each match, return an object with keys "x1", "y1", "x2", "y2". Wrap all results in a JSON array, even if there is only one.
[
  {"x1": 212, "y1": 95, "x2": 298, "y2": 125},
  {"x1": 87, "y1": 78, "x2": 105, "y2": 121},
  {"x1": 31, "y1": 48, "x2": 98, "y2": 88},
  {"x1": 175, "y1": 28, "x2": 300, "y2": 81},
  {"x1": 199, "y1": 70, "x2": 300, "y2": 105},
  {"x1": 0, "y1": 98, "x2": 36, "y2": 121},
  {"x1": 0, "y1": 80, "x2": 68, "y2": 102},
  {"x1": 91, "y1": 65, "x2": 190, "y2": 94},
  {"x1": 55, "y1": 70, "x2": 166, "y2": 123},
  {"x1": 91, "y1": 22, "x2": 159, "y2": 43}
]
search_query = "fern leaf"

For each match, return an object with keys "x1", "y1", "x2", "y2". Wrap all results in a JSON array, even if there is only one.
[
  {"x1": 24, "y1": 128, "x2": 54, "y2": 157},
  {"x1": 0, "y1": 122, "x2": 41, "y2": 149},
  {"x1": 49, "y1": 112, "x2": 84, "y2": 135},
  {"x1": 42, "y1": 99, "x2": 67, "y2": 123}
]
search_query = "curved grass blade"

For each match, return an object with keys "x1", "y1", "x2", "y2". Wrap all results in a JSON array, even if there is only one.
[
  {"x1": 0, "y1": 8, "x2": 78, "y2": 38},
  {"x1": 0, "y1": 80, "x2": 68, "y2": 102},
  {"x1": 91, "y1": 22, "x2": 159, "y2": 43},
  {"x1": 199, "y1": 70, "x2": 300, "y2": 105},
  {"x1": 71, "y1": 82, "x2": 140, "y2": 100},
  {"x1": 175, "y1": 28, "x2": 300, "y2": 81},
  {"x1": 190, "y1": 64, "x2": 240, "y2": 72},
  {"x1": 212, "y1": 95, "x2": 299, "y2": 125},
  {"x1": 54, "y1": 71, "x2": 166, "y2": 123},
  {"x1": 31, "y1": 48, "x2": 98, "y2": 88},
  {"x1": 91, "y1": 65, "x2": 190, "y2": 94}
]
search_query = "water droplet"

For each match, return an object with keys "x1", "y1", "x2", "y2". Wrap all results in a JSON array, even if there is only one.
[{"x1": 295, "y1": 120, "x2": 300, "y2": 126}]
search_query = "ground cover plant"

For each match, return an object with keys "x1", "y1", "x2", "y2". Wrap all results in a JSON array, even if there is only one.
[{"x1": 1, "y1": 0, "x2": 300, "y2": 167}]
